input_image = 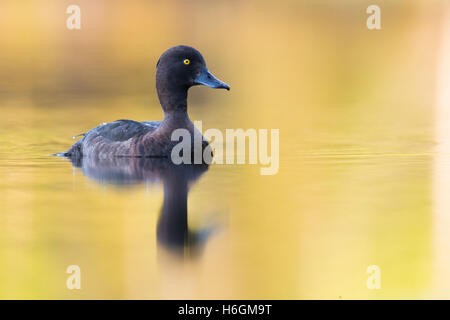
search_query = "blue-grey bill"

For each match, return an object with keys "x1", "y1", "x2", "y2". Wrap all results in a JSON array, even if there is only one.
[{"x1": 194, "y1": 68, "x2": 230, "y2": 90}]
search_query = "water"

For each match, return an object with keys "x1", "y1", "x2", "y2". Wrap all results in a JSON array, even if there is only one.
[{"x1": 0, "y1": 93, "x2": 443, "y2": 299}]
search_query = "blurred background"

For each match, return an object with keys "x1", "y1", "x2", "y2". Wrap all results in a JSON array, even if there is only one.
[{"x1": 0, "y1": 0, "x2": 450, "y2": 299}]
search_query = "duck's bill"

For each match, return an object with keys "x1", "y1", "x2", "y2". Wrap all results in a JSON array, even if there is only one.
[{"x1": 194, "y1": 68, "x2": 230, "y2": 90}]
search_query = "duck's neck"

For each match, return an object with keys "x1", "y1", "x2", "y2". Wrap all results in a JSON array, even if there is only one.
[
  {"x1": 157, "y1": 82, "x2": 189, "y2": 114},
  {"x1": 162, "y1": 109, "x2": 191, "y2": 126}
]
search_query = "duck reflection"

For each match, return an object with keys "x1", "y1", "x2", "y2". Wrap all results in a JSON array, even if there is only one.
[{"x1": 68, "y1": 156, "x2": 212, "y2": 257}]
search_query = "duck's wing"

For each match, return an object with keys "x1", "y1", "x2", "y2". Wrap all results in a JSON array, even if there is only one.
[
  {"x1": 62, "y1": 120, "x2": 162, "y2": 158},
  {"x1": 141, "y1": 121, "x2": 161, "y2": 130},
  {"x1": 85, "y1": 119, "x2": 160, "y2": 142}
]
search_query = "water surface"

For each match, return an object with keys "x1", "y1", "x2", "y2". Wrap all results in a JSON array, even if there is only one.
[{"x1": 0, "y1": 0, "x2": 449, "y2": 299}]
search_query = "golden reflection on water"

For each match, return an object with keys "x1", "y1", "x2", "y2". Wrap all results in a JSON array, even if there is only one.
[{"x1": 0, "y1": 0, "x2": 449, "y2": 299}]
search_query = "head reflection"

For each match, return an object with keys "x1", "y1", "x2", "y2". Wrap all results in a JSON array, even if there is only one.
[{"x1": 68, "y1": 156, "x2": 211, "y2": 257}]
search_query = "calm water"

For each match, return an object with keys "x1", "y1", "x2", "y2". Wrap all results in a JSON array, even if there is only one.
[{"x1": 0, "y1": 94, "x2": 446, "y2": 299}]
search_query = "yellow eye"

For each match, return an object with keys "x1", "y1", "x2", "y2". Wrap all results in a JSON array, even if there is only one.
[{"x1": 183, "y1": 59, "x2": 190, "y2": 65}]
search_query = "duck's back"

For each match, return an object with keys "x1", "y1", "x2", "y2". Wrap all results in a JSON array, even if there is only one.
[
  {"x1": 65, "y1": 119, "x2": 161, "y2": 158},
  {"x1": 90, "y1": 119, "x2": 159, "y2": 141}
]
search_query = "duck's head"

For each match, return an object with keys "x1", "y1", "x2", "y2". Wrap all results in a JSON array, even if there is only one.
[{"x1": 156, "y1": 46, "x2": 230, "y2": 112}]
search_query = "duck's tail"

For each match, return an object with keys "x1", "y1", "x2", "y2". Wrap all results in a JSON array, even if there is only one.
[{"x1": 53, "y1": 139, "x2": 83, "y2": 158}]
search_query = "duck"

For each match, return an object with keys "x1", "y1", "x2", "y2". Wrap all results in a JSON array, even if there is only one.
[{"x1": 62, "y1": 45, "x2": 229, "y2": 159}]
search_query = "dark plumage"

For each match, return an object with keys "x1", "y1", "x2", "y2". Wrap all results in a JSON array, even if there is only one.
[{"x1": 62, "y1": 45, "x2": 229, "y2": 159}]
